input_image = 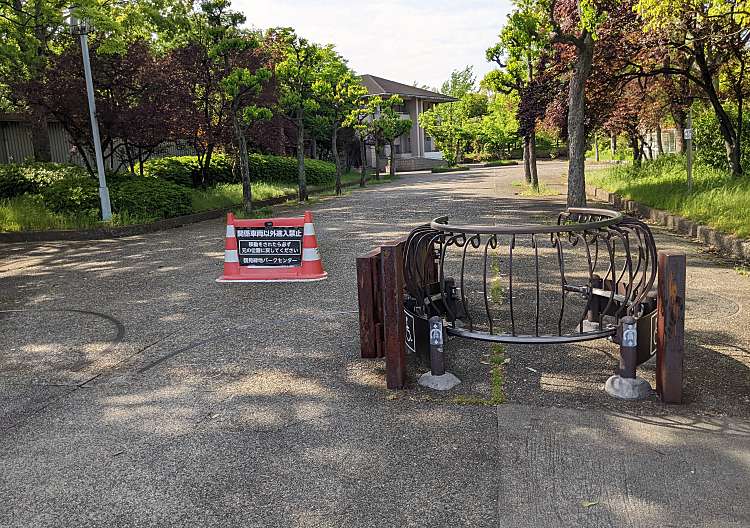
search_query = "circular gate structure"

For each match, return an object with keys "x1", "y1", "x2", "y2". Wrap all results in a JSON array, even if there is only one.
[{"x1": 402, "y1": 207, "x2": 660, "y2": 399}]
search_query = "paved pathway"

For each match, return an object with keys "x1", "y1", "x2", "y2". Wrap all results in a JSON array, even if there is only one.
[{"x1": 1, "y1": 161, "x2": 748, "y2": 527}]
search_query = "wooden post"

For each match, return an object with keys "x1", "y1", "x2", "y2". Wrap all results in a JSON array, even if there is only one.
[
  {"x1": 356, "y1": 248, "x2": 380, "y2": 359},
  {"x1": 380, "y1": 241, "x2": 406, "y2": 389},
  {"x1": 656, "y1": 251, "x2": 686, "y2": 404}
]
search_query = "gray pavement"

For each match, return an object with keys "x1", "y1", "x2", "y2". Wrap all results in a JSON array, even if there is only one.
[{"x1": 1, "y1": 161, "x2": 748, "y2": 527}]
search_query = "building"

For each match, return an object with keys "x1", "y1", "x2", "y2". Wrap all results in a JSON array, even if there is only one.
[{"x1": 360, "y1": 74, "x2": 456, "y2": 172}]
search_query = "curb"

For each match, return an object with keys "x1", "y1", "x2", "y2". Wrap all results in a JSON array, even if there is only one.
[
  {"x1": 0, "y1": 177, "x2": 372, "y2": 244},
  {"x1": 586, "y1": 185, "x2": 750, "y2": 262}
]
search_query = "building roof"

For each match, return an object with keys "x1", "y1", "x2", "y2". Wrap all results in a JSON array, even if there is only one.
[{"x1": 360, "y1": 74, "x2": 457, "y2": 102}]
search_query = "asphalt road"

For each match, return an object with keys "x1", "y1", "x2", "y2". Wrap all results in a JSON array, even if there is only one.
[{"x1": 1, "y1": 161, "x2": 748, "y2": 527}]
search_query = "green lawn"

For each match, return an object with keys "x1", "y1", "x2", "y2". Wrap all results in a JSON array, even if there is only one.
[
  {"x1": 588, "y1": 155, "x2": 750, "y2": 238},
  {"x1": 0, "y1": 171, "x2": 366, "y2": 232}
]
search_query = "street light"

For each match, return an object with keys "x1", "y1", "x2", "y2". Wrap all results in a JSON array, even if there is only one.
[{"x1": 69, "y1": 14, "x2": 112, "y2": 221}]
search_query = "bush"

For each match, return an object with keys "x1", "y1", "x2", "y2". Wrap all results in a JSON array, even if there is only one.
[
  {"x1": 143, "y1": 153, "x2": 236, "y2": 187},
  {"x1": 111, "y1": 178, "x2": 192, "y2": 220},
  {"x1": 247, "y1": 154, "x2": 336, "y2": 186},
  {"x1": 41, "y1": 175, "x2": 101, "y2": 216},
  {"x1": 694, "y1": 105, "x2": 750, "y2": 172},
  {"x1": 432, "y1": 165, "x2": 469, "y2": 173},
  {"x1": 0, "y1": 163, "x2": 88, "y2": 198},
  {"x1": 42, "y1": 172, "x2": 191, "y2": 221}
]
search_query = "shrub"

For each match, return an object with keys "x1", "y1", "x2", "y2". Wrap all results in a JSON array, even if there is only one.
[
  {"x1": 432, "y1": 165, "x2": 469, "y2": 173},
  {"x1": 247, "y1": 154, "x2": 336, "y2": 186},
  {"x1": 41, "y1": 175, "x2": 101, "y2": 216},
  {"x1": 694, "y1": 105, "x2": 750, "y2": 172},
  {"x1": 143, "y1": 153, "x2": 236, "y2": 187},
  {"x1": 0, "y1": 163, "x2": 88, "y2": 198},
  {"x1": 111, "y1": 178, "x2": 192, "y2": 220}
]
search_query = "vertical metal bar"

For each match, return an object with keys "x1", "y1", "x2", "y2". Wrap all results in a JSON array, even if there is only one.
[
  {"x1": 508, "y1": 234, "x2": 516, "y2": 336},
  {"x1": 532, "y1": 233, "x2": 540, "y2": 337},
  {"x1": 656, "y1": 251, "x2": 686, "y2": 404},
  {"x1": 482, "y1": 235, "x2": 497, "y2": 334},
  {"x1": 554, "y1": 233, "x2": 566, "y2": 336},
  {"x1": 459, "y1": 235, "x2": 474, "y2": 331}
]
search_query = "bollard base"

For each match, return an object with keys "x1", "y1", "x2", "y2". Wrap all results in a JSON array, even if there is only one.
[
  {"x1": 418, "y1": 371, "x2": 461, "y2": 391},
  {"x1": 604, "y1": 375, "x2": 652, "y2": 400}
]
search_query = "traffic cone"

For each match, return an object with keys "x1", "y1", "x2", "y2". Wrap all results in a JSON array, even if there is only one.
[
  {"x1": 300, "y1": 211, "x2": 327, "y2": 281},
  {"x1": 218, "y1": 212, "x2": 240, "y2": 282}
]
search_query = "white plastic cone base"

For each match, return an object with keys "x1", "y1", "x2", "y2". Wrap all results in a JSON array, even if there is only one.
[
  {"x1": 604, "y1": 375, "x2": 652, "y2": 400},
  {"x1": 418, "y1": 371, "x2": 461, "y2": 391}
]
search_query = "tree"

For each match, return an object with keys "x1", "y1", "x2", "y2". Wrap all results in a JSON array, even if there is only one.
[
  {"x1": 275, "y1": 28, "x2": 324, "y2": 201},
  {"x1": 344, "y1": 95, "x2": 376, "y2": 187},
  {"x1": 633, "y1": 0, "x2": 750, "y2": 177},
  {"x1": 0, "y1": 0, "x2": 188, "y2": 161},
  {"x1": 485, "y1": 0, "x2": 550, "y2": 188},
  {"x1": 313, "y1": 52, "x2": 367, "y2": 194},
  {"x1": 375, "y1": 96, "x2": 412, "y2": 178},
  {"x1": 419, "y1": 67, "x2": 483, "y2": 166}
]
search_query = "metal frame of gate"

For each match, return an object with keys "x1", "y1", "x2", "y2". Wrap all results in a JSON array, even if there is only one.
[{"x1": 356, "y1": 208, "x2": 685, "y2": 403}]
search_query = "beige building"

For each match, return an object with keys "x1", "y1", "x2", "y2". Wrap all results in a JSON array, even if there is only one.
[{"x1": 360, "y1": 75, "x2": 456, "y2": 171}]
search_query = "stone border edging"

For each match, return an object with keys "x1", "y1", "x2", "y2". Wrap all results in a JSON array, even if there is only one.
[
  {"x1": 586, "y1": 185, "x2": 750, "y2": 262},
  {"x1": 0, "y1": 177, "x2": 371, "y2": 244}
]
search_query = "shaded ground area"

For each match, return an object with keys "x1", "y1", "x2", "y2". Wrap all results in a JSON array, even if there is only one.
[{"x1": 1, "y1": 161, "x2": 748, "y2": 527}]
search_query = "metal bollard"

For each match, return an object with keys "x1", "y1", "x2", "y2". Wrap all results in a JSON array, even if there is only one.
[
  {"x1": 418, "y1": 316, "x2": 460, "y2": 391},
  {"x1": 428, "y1": 316, "x2": 446, "y2": 376},
  {"x1": 619, "y1": 315, "x2": 638, "y2": 379},
  {"x1": 604, "y1": 315, "x2": 652, "y2": 400}
]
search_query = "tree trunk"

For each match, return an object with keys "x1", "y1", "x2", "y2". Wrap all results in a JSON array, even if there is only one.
[
  {"x1": 198, "y1": 144, "x2": 214, "y2": 187},
  {"x1": 629, "y1": 132, "x2": 641, "y2": 166},
  {"x1": 29, "y1": 103, "x2": 52, "y2": 162},
  {"x1": 296, "y1": 116, "x2": 307, "y2": 201},
  {"x1": 594, "y1": 132, "x2": 599, "y2": 162},
  {"x1": 234, "y1": 116, "x2": 252, "y2": 214},
  {"x1": 566, "y1": 33, "x2": 594, "y2": 207},
  {"x1": 332, "y1": 126, "x2": 342, "y2": 196},
  {"x1": 523, "y1": 136, "x2": 531, "y2": 184},
  {"x1": 610, "y1": 133, "x2": 616, "y2": 158},
  {"x1": 311, "y1": 137, "x2": 317, "y2": 159},
  {"x1": 359, "y1": 138, "x2": 367, "y2": 187},
  {"x1": 694, "y1": 42, "x2": 742, "y2": 177},
  {"x1": 389, "y1": 140, "x2": 396, "y2": 178},
  {"x1": 374, "y1": 145, "x2": 381, "y2": 181},
  {"x1": 672, "y1": 108, "x2": 686, "y2": 154},
  {"x1": 655, "y1": 124, "x2": 664, "y2": 156},
  {"x1": 529, "y1": 131, "x2": 538, "y2": 189}
]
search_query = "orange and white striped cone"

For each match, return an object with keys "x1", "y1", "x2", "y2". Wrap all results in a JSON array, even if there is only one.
[
  {"x1": 300, "y1": 210, "x2": 327, "y2": 281},
  {"x1": 218, "y1": 212, "x2": 240, "y2": 281}
]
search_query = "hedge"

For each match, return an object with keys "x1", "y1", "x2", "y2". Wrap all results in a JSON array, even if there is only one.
[
  {"x1": 143, "y1": 153, "x2": 236, "y2": 187},
  {"x1": 0, "y1": 163, "x2": 88, "y2": 199},
  {"x1": 248, "y1": 154, "x2": 336, "y2": 186},
  {"x1": 41, "y1": 173, "x2": 191, "y2": 220}
]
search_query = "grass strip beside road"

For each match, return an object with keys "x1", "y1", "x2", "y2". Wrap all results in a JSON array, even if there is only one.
[
  {"x1": 0, "y1": 171, "x2": 370, "y2": 232},
  {"x1": 587, "y1": 155, "x2": 750, "y2": 239}
]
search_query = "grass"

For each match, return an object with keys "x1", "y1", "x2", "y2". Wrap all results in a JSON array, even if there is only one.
[
  {"x1": 432, "y1": 165, "x2": 470, "y2": 174},
  {"x1": 0, "y1": 195, "x2": 155, "y2": 231},
  {"x1": 483, "y1": 159, "x2": 519, "y2": 167},
  {"x1": 1, "y1": 171, "x2": 365, "y2": 232},
  {"x1": 512, "y1": 180, "x2": 558, "y2": 196},
  {"x1": 588, "y1": 155, "x2": 750, "y2": 238},
  {"x1": 452, "y1": 343, "x2": 506, "y2": 406}
]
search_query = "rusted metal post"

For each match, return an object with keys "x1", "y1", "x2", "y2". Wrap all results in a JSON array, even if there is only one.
[
  {"x1": 356, "y1": 249, "x2": 379, "y2": 359},
  {"x1": 381, "y1": 241, "x2": 406, "y2": 389},
  {"x1": 656, "y1": 251, "x2": 686, "y2": 404}
]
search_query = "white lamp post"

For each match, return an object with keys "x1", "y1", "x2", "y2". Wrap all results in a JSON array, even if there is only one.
[{"x1": 69, "y1": 15, "x2": 112, "y2": 221}]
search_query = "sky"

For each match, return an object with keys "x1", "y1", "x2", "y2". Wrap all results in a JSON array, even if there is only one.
[{"x1": 234, "y1": 0, "x2": 514, "y2": 90}]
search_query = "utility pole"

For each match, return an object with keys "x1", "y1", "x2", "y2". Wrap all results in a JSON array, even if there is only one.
[
  {"x1": 685, "y1": 106, "x2": 693, "y2": 193},
  {"x1": 70, "y1": 15, "x2": 112, "y2": 221}
]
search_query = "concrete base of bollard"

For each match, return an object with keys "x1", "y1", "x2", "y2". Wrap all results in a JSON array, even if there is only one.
[
  {"x1": 418, "y1": 371, "x2": 461, "y2": 391},
  {"x1": 604, "y1": 375, "x2": 652, "y2": 400}
]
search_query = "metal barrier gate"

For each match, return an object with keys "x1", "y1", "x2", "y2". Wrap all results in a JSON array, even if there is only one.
[{"x1": 357, "y1": 207, "x2": 685, "y2": 402}]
